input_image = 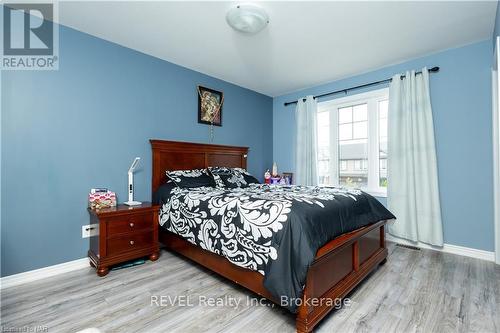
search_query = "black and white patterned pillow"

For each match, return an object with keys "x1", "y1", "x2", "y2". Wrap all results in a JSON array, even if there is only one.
[
  {"x1": 211, "y1": 173, "x2": 226, "y2": 188},
  {"x1": 234, "y1": 168, "x2": 260, "y2": 185},
  {"x1": 209, "y1": 167, "x2": 260, "y2": 188},
  {"x1": 166, "y1": 169, "x2": 215, "y2": 188},
  {"x1": 208, "y1": 167, "x2": 233, "y2": 176}
]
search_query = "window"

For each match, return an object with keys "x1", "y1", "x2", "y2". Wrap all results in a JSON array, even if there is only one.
[
  {"x1": 317, "y1": 111, "x2": 331, "y2": 185},
  {"x1": 378, "y1": 100, "x2": 388, "y2": 188},
  {"x1": 340, "y1": 160, "x2": 348, "y2": 171},
  {"x1": 317, "y1": 88, "x2": 389, "y2": 196}
]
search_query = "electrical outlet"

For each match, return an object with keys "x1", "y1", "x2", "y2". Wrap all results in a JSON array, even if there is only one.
[{"x1": 82, "y1": 224, "x2": 99, "y2": 238}]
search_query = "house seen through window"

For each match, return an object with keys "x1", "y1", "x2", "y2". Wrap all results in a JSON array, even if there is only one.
[{"x1": 317, "y1": 88, "x2": 388, "y2": 196}]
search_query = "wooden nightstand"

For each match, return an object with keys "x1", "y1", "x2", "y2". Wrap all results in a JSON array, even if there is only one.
[{"x1": 88, "y1": 202, "x2": 160, "y2": 277}]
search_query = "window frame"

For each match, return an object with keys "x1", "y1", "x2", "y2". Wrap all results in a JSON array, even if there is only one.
[{"x1": 317, "y1": 88, "x2": 389, "y2": 197}]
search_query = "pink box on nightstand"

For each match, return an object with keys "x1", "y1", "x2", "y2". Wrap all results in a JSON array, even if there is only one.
[{"x1": 88, "y1": 191, "x2": 116, "y2": 209}]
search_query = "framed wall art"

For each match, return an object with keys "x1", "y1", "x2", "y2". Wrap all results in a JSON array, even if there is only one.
[{"x1": 198, "y1": 86, "x2": 223, "y2": 126}]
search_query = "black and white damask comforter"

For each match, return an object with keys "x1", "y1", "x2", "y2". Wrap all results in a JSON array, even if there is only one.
[{"x1": 155, "y1": 183, "x2": 395, "y2": 312}]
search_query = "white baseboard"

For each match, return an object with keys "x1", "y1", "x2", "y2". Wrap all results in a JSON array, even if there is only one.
[
  {"x1": 386, "y1": 234, "x2": 495, "y2": 262},
  {"x1": 0, "y1": 257, "x2": 89, "y2": 290},
  {"x1": 1, "y1": 234, "x2": 496, "y2": 290}
]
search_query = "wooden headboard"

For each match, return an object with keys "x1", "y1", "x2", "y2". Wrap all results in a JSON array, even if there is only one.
[{"x1": 150, "y1": 139, "x2": 249, "y2": 194}]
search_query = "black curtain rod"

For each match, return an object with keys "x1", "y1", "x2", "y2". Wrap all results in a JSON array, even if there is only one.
[{"x1": 284, "y1": 66, "x2": 440, "y2": 107}]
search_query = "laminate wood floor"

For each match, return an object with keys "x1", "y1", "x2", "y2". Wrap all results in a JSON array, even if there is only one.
[{"x1": 1, "y1": 243, "x2": 499, "y2": 333}]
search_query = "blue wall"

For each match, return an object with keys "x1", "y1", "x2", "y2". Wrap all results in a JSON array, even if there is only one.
[
  {"x1": 1, "y1": 25, "x2": 273, "y2": 276},
  {"x1": 273, "y1": 40, "x2": 494, "y2": 251}
]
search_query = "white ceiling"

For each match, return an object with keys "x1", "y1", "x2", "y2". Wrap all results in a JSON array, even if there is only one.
[{"x1": 57, "y1": 1, "x2": 498, "y2": 97}]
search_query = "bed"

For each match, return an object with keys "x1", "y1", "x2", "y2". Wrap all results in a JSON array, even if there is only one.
[{"x1": 151, "y1": 139, "x2": 393, "y2": 333}]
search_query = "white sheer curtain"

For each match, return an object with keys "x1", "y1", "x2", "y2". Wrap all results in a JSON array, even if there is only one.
[
  {"x1": 295, "y1": 95, "x2": 318, "y2": 186},
  {"x1": 387, "y1": 68, "x2": 444, "y2": 246}
]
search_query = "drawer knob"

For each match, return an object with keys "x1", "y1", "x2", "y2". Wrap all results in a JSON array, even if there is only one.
[
  {"x1": 129, "y1": 222, "x2": 135, "y2": 227},
  {"x1": 129, "y1": 240, "x2": 135, "y2": 245}
]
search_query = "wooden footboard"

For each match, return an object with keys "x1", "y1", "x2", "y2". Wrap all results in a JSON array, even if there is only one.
[
  {"x1": 296, "y1": 221, "x2": 387, "y2": 333},
  {"x1": 159, "y1": 220, "x2": 388, "y2": 333}
]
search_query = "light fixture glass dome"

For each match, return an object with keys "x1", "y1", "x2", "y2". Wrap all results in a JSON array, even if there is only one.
[{"x1": 226, "y1": 3, "x2": 269, "y2": 34}]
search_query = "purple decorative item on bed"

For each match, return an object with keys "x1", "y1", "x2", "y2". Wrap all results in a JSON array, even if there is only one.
[{"x1": 270, "y1": 177, "x2": 281, "y2": 184}]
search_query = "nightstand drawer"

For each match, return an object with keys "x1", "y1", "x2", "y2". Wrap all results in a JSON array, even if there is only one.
[
  {"x1": 107, "y1": 230, "x2": 153, "y2": 256},
  {"x1": 106, "y1": 213, "x2": 152, "y2": 237}
]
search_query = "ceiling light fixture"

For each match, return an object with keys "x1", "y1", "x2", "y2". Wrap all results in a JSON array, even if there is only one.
[{"x1": 226, "y1": 3, "x2": 269, "y2": 34}]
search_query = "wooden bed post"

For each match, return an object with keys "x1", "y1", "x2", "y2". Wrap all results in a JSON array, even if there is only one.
[{"x1": 296, "y1": 297, "x2": 312, "y2": 333}]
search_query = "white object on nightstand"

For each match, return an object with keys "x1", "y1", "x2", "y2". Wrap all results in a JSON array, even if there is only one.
[{"x1": 124, "y1": 157, "x2": 142, "y2": 206}]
